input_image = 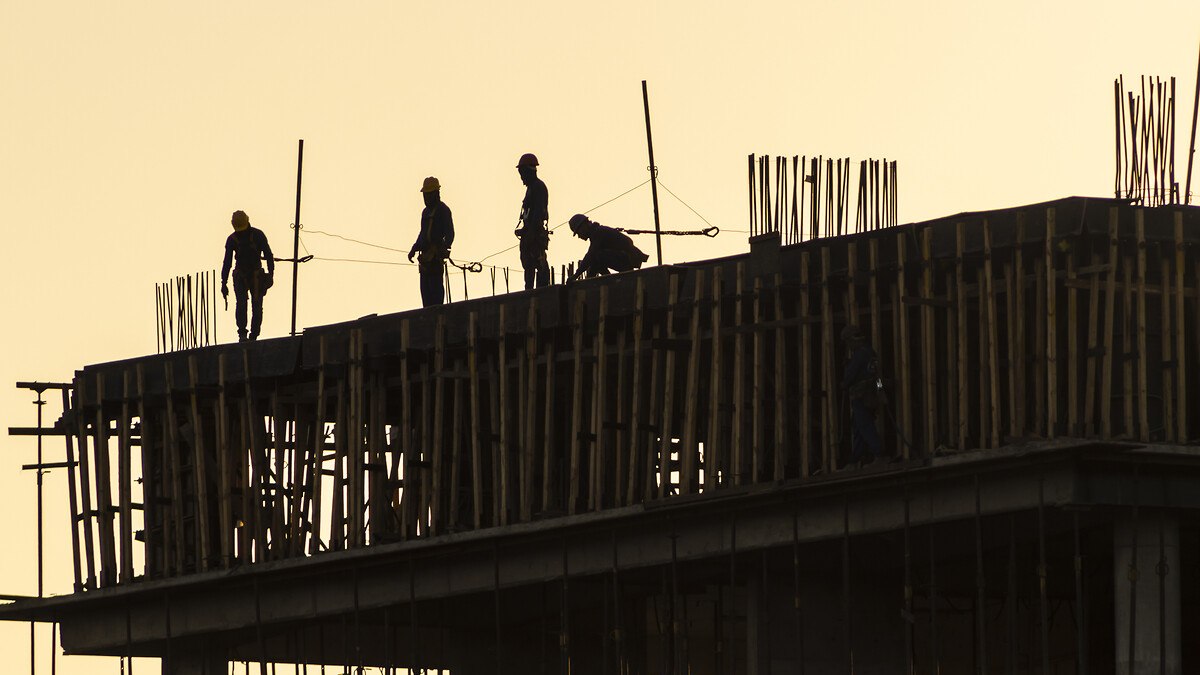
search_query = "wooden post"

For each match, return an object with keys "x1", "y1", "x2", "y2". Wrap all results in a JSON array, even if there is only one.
[
  {"x1": 133, "y1": 365, "x2": 153, "y2": 579},
  {"x1": 543, "y1": 338, "x2": 557, "y2": 512},
  {"x1": 920, "y1": 228, "x2": 937, "y2": 450},
  {"x1": 1122, "y1": 257, "x2": 1135, "y2": 437},
  {"x1": 820, "y1": 247, "x2": 838, "y2": 468},
  {"x1": 751, "y1": 275, "x2": 766, "y2": 482},
  {"x1": 216, "y1": 355, "x2": 233, "y2": 566},
  {"x1": 895, "y1": 234, "x2": 912, "y2": 457},
  {"x1": 732, "y1": 263, "x2": 747, "y2": 483},
  {"x1": 569, "y1": 292, "x2": 586, "y2": 513},
  {"x1": 955, "y1": 224, "x2": 968, "y2": 450},
  {"x1": 772, "y1": 272, "x2": 787, "y2": 482},
  {"x1": 614, "y1": 324, "x2": 629, "y2": 501},
  {"x1": 526, "y1": 299, "x2": 541, "y2": 518},
  {"x1": 312, "y1": 336, "x2": 328, "y2": 549},
  {"x1": 93, "y1": 373, "x2": 117, "y2": 586},
  {"x1": 186, "y1": 356, "x2": 211, "y2": 571},
  {"x1": 118, "y1": 371, "x2": 134, "y2": 583},
  {"x1": 1067, "y1": 244, "x2": 1079, "y2": 436},
  {"x1": 627, "y1": 279, "x2": 647, "y2": 504},
  {"x1": 74, "y1": 379, "x2": 98, "y2": 587},
  {"x1": 983, "y1": 220, "x2": 1001, "y2": 447},
  {"x1": 1083, "y1": 246, "x2": 1102, "y2": 436},
  {"x1": 449, "y1": 364, "x2": 464, "y2": 530},
  {"x1": 1101, "y1": 208, "x2": 1120, "y2": 437},
  {"x1": 498, "y1": 306, "x2": 512, "y2": 525},
  {"x1": 1161, "y1": 256, "x2": 1175, "y2": 442},
  {"x1": 1045, "y1": 208, "x2": 1058, "y2": 439},
  {"x1": 431, "y1": 318, "x2": 447, "y2": 534},
  {"x1": 1013, "y1": 213, "x2": 1027, "y2": 437},
  {"x1": 592, "y1": 287, "x2": 610, "y2": 509},
  {"x1": 798, "y1": 253, "x2": 812, "y2": 477},
  {"x1": 162, "y1": 363, "x2": 186, "y2": 573}
]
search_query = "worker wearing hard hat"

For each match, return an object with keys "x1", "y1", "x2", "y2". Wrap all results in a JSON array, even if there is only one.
[
  {"x1": 514, "y1": 153, "x2": 551, "y2": 289},
  {"x1": 407, "y1": 176, "x2": 455, "y2": 307},
  {"x1": 220, "y1": 210, "x2": 275, "y2": 342},
  {"x1": 565, "y1": 214, "x2": 649, "y2": 281}
]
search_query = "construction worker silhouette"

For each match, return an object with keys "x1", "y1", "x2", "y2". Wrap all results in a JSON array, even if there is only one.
[
  {"x1": 221, "y1": 210, "x2": 275, "y2": 342},
  {"x1": 566, "y1": 214, "x2": 649, "y2": 281},
  {"x1": 515, "y1": 153, "x2": 550, "y2": 289},
  {"x1": 841, "y1": 324, "x2": 883, "y2": 465},
  {"x1": 408, "y1": 176, "x2": 455, "y2": 307}
]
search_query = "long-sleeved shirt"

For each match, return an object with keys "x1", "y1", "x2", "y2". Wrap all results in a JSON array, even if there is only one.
[
  {"x1": 520, "y1": 176, "x2": 548, "y2": 230},
  {"x1": 222, "y1": 227, "x2": 274, "y2": 283},
  {"x1": 580, "y1": 224, "x2": 639, "y2": 268},
  {"x1": 409, "y1": 201, "x2": 455, "y2": 257},
  {"x1": 841, "y1": 343, "x2": 878, "y2": 398}
]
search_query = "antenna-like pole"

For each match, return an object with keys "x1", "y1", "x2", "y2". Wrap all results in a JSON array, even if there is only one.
[
  {"x1": 290, "y1": 139, "x2": 304, "y2": 336},
  {"x1": 642, "y1": 80, "x2": 664, "y2": 265},
  {"x1": 1185, "y1": 42, "x2": 1200, "y2": 204}
]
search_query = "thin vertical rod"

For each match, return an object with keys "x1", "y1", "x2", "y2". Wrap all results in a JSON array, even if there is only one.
[
  {"x1": 974, "y1": 475, "x2": 987, "y2": 675},
  {"x1": 1074, "y1": 511, "x2": 1087, "y2": 675},
  {"x1": 1186, "y1": 42, "x2": 1200, "y2": 204},
  {"x1": 641, "y1": 80, "x2": 663, "y2": 265},
  {"x1": 290, "y1": 139, "x2": 304, "y2": 336}
]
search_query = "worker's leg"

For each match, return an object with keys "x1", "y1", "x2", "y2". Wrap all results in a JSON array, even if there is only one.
[
  {"x1": 248, "y1": 280, "x2": 264, "y2": 340},
  {"x1": 420, "y1": 270, "x2": 444, "y2": 307},
  {"x1": 852, "y1": 399, "x2": 882, "y2": 460},
  {"x1": 232, "y1": 273, "x2": 249, "y2": 341},
  {"x1": 535, "y1": 258, "x2": 550, "y2": 288}
]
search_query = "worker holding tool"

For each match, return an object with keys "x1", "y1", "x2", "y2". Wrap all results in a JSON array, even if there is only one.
[
  {"x1": 514, "y1": 152, "x2": 550, "y2": 289},
  {"x1": 565, "y1": 214, "x2": 650, "y2": 281},
  {"x1": 408, "y1": 176, "x2": 455, "y2": 307},
  {"x1": 841, "y1": 324, "x2": 883, "y2": 466},
  {"x1": 220, "y1": 210, "x2": 275, "y2": 342}
]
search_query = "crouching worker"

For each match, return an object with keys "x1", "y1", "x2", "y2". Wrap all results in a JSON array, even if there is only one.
[
  {"x1": 407, "y1": 176, "x2": 455, "y2": 307},
  {"x1": 221, "y1": 210, "x2": 274, "y2": 342},
  {"x1": 841, "y1": 325, "x2": 883, "y2": 466},
  {"x1": 566, "y1": 214, "x2": 650, "y2": 281}
]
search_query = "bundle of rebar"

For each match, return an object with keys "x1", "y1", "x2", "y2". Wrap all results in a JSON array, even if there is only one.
[
  {"x1": 1114, "y1": 75, "x2": 1178, "y2": 206},
  {"x1": 155, "y1": 270, "x2": 218, "y2": 353},
  {"x1": 748, "y1": 154, "x2": 898, "y2": 244}
]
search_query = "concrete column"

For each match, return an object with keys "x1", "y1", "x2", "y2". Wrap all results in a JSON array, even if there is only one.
[{"x1": 1114, "y1": 512, "x2": 1180, "y2": 675}]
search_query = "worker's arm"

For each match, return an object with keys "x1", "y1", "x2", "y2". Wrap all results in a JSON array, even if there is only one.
[
  {"x1": 258, "y1": 230, "x2": 275, "y2": 276},
  {"x1": 440, "y1": 203, "x2": 454, "y2": 250},
  {"x1": 220, "y1": 236, "x2": 234, "y2": 287}
]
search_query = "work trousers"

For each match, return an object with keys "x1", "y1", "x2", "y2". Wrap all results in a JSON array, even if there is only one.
[
  {"x1": 232, "y1": 269, "x2": 266, "y2": 340},
  {"x1": 420, "y1": 268, "x2": 445, "y2": 307},
  {"x1": 849, "y1": 398, "x2": 882, "y2": 462},
  {"x1": 520, "y1": 236, "x2": 550, "y2": 290},
  {"x1": 580, "y1": 249, "x2": 639, "y2": 278}
]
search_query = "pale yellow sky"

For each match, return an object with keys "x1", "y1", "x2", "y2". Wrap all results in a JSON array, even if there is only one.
[{"x1": 1, "y1": 1, "x2": 1198, "y2": 672}]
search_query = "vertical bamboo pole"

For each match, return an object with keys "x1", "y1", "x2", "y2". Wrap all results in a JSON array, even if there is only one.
[
  {"x1": 1014, "y1": 213, "x2": 1027, "y2": 436},
  {"x1": 821, "y1": 247, "x2": 838, "y2": 467},
  {"x1": 1135, "y1": 210, "x2": 1149, "y2": 441},
  {"x1": 983, "y1": 220, "x2": 1001, "y2": 447},
  {"x1": 186, "y1": 356, "x2": 211, "y2": 571},
  {"x1": 162, "y1": 364, "x2": 186, "y2": 572},
  {"x1": 733, "y1": 263, "x2": 747, "y2": 483},
  {"x1": 660, "y1": 275, "x2": 682, "y2": 497},
  {"x1": 895, "y1": 234, "x2": 912, "y2": 457},
  {"x1": 93, "y1": 373, "x2": 117, "y2": 585},
  {"x1": 706, "y1": 268, "x2": 723, "y2": 489},
  {"x1": 75, "y1": 379, "x2": 98, "y2": 586},
  {"x1": 1084, "y1": 247, "x2": 1102, "y2": 436},
  {"x1": 772, "y1": 272, "x2": 787, "y2": 482},
  {"x1": 1174, "y1": 212, "x2": 1188, "y2": 441},
  {"x1": 956, "y1": 224, "x2": 968, "y2": 450},
  {"x1": 1161, "y1": 256, "x2": 1175, "y2": 442},
  {"x1": 431, "y1": 318, "x2": 447, "y2": 534},
  {"x1": 682, "y1": 271, "x2": 706, "y2": 492},
  {"x1": 569, "y1": 292, "x2": 586, "y2": 513},
  {"x1": 1123, "y1": 257, "x2": 1135, "y2": 437},
  {"x1": 269, "y1": 392, "x2": 287, "y2": 556},
  {"x1": 118, "y1": 371, "x2": 134, "y2": 583},
  {"x1": 450, "y1": 365, "x2": 464, "y2": 530},
  {"x1": 628, "y1": 278, "x2": 646, "y2": 504},
  {"x1": 526, "y1": 299, "x2": 540, "y2": 519},
  {"x1": 133, "y1": 365, "x2": 153, "y2": 579},
  {"x1": 920, "y1": 228, "x2": 937, "y2": 449},
  {"x1": 543, "y1": 338, "x2": 557, "y2": 512},
  {"x1": 752, "y1": 275, "x2": 766, "y2": 482},
  {"x1": 1101, "y1": 208, "x2": 1120, "y2": 437},
  {"x1": 977, "y1": 268, "x2": 991, "y2": 450},
  {"x1": 498, "y1": 307, "x2": 511, "y2": 525},
  {"x1": 416, "y1": 366, "x2": 429, "y2": 537},
  {"x1": 1067, "y1": 246, "x2": 1080, "y2": 436},
  {"x1": 1046, "y1": 208, "x2": 1058, "y2": 439},
  {"x1": 592, "y1": 288, "x2": 610, "y2": 509},
  {"x1": 312, "y1": 336, "x2": 328, "y2": 548},
  {"x1": 468, "y1": 313, "x2": 484, "y2": 529},
  {"x1": 799, "y1": 253, "x2": 812, "y2": 477},
  {"x1": 215, "y1": 356, "x2": 233, "y2": 566}
]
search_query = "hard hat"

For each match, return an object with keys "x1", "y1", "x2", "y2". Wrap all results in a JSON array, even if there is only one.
[
  {"x1": 568, "y1": 214, "x2": 591, "y2": 235},
  {"x1": 516, "y1": 153, "x2": 539, "y2": 169},
  {"x1": 420, "y1": 176, "x2": 441, "y2": 193},
  {"x1": 231, "y1": 210, "x2": 250, "y2": 232}
]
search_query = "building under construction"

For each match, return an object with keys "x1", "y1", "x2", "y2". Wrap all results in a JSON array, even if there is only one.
[{"x1": 4, "y1": 195, "x2": 1200, "y2": 674}]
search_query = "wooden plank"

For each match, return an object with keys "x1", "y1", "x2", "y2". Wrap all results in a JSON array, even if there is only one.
[
  {"x1": 627, "y1": 278, "x2": 646, "y2": 503},
  {"x1": 772, "y1": 272, "x2": 787, "y2": 482},
  {"x1": 1135, "y1": 210, "x2": 1149, "y2": 442},
  {"x1": 751, "y1": 275, "x2": 765, "y2": 482},
  {"x1": 798, "y1": 253, "x2": 811, "y2": 477},
  {"x1": 118, "y1": 370, "x2": 134, "y2": 583},
  {"x1": 894, "y1": 234, "x2": 911, "y2": 458},
  {"x1": 920, "y1": 228, "x2": 937, "y2": 450},
  {"x1": 1174, "y1": 212, "x2": 1188, "y2": 442},
  {"x1": 955, "y1": 223, "x2": 968, "y2": 450},
  {"x1": 706, "y1": 268, "x2": 723, "y2": 488},
  {"x1": 162, "y1": 364, "x2": 187, "y2": 573},
  {"x1": 983, "y1": 220, "x2": 1001, "y2": 447},
  {"x1": 311, "y1": 336, "x2": 328, "y2": 549},
  {"x1": 682, "y1": 270, "x2": 706, "y2": 492},
  {"x1": 592, "y1": 288, "x2": 609, "y2": 509},
  {"x1": 186, "y1": 355, "x2": 211, "y2": 571},
  {"x1": 568, "y1": 293, "x2": 585, "y2": 513},
  {"x1": 732, "y1": 262, "x2": 747, "y2": 483},
  {"x1": 468, "y1": 313, "x2": 484, "y2": 529},
  {"x1": 659, "y1": 274, "x2": 682, "y2": 497},
  {"x1": 93, "y1": 373, "x2": 117, "y2": 586},
  {"x1": 1046, "y1": 207, "x2": 1058, "y2": 439},
  {"x1": 1100, "y1": 208, "x2": 1120, "y2": 437},
  {"x1": 820, "y1": 247, "x2": 837, "y2": 468}
]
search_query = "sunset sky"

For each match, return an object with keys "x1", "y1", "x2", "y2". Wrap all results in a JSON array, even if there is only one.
[{"x1": 2, "y1": 2, "x2": 1198, "y2": 672}]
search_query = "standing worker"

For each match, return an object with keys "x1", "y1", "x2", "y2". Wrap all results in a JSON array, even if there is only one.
[
  {"x1": 221, "y1": 210, "x2": 275, "y2": 342},
  {"x1": 841, "y1": 324, "x2": 883, "y2": 466},
  {"x1": 408, "y1": 176, "x2": 455, "y2": 307},
  {"x1": 514, "y1": 152, "x2": 550, "y2": 289},
  {"x1": 566, "y1": 214, "x2": 649, "y2": 281}
]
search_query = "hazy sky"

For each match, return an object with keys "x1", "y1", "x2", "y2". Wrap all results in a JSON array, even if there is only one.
[{"x1": 2, "y1": 2, "x2": 1198, "y2": 672}]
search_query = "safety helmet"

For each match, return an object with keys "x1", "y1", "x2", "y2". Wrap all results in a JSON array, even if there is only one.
[
  {"x1": 568, "y1": 214, "x2": 591, "y2": 236},
  {"x1": 231, "y1": 210, "x2": 250, "y2": 232},
  {"x1": 516, "y1": 153, "x2": 539, "y2": 169},
  {"x1": 840, "y1": 324, "x2": 865, "y2": 342},
  {"x1": 420, "y1": 176, "x2": 441, "y2": 193}
]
